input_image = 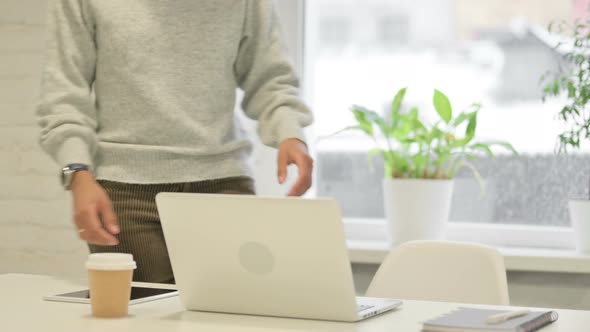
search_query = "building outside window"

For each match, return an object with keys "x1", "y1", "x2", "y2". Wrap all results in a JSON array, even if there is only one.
[{"x1": 304, "y1": 0, "x2": 587, "y2": 243}]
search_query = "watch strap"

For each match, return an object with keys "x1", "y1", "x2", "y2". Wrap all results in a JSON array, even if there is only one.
[{"x1": 61, "y1": 164, "x2": 93, "y2": 190}]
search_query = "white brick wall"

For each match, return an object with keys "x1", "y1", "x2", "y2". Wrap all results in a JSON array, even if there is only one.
[{"x1": 0, "y1": 0, "x2": 88, "y2": 278}]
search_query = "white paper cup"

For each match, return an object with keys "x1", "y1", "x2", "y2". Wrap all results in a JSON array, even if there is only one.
[{"x1": 86, "y1": 253, "x2": 136, "y2": 318}]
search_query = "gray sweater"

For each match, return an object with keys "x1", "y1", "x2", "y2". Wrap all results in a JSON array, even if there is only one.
[{"x1": 37, "y1": 0, "x2": 312, "y2": 184}]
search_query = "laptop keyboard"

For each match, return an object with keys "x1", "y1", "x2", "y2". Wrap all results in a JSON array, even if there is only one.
[{"x1": 357, "y1": 304, "x2": 375, "y2": 312}]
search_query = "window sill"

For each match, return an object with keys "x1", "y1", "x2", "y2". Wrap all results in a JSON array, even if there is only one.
[
  {"x1": 343, "y1": 218, "x2": 590, "y2": 274},
  {"x1": 347, "y1": 240, "x2": 590, "y2": 274}
]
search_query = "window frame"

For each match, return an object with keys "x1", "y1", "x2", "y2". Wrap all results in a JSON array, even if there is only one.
[
  {"x1": 343, "y1": 218, "x2": 575, "y2": 250},
  {"x1": 294, "y1": 0, "x2": 577, "y2": 250}
]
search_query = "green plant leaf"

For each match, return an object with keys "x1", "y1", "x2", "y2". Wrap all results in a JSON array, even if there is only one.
[
  {"x1": 433, "y1": 89, "x2": 453, "y2": 124},
  {"x1": 480, "y1": 141, "x2": 519, "y2": 155},
  {"x1": 391, "y1": 87, "x2": 408, "y2": 126},
  {"x1": 568, "y1": 81, "x2": 577, "y2": 98},
  {"x1": 451, "y1": 160, "x2": 486, "y2": 195},
  {"x1": 391, "y1": 113, "x2": 415, "y2": 141},
  {"x1": 391, "y1": 151, "x2": 409, "y2": 178},
  {"x1": 469, "y1": 143, "x2": 494, "y2": 157},
  {"x1": 351, "y1": 107, "x2": 375, "y2": 137},
  {"x1": 552, "y1": 81, "x2": 560, "y2": 95},
  {"x1": 384, "y1": 163, "x2": 394, "y2": 179},
  {"x1": 411, "y1": 154, "x2": 428, "y2": 178},
  {"x1": 383, "y1": 150, "x2": 398, "y2": 179},
  {"x1": 367, "y1": 148, "x2": 384, "y2": 172},
  {"x1": 451, "y1": 151, "x2": 476, "y2": 161},
  {"x1": 372, "y1": 116, "x2": 391, "y2": 138},
  {"x1": 414, "y1": 117, "x2": 427, "y2": 132},
  {"x1": 452, "y1": 112, "x2": 471, "y2": 127},
  {"x1": 359, "y1": 123, "x2": 373, "y2": 136},
  {"x1": 452, "y1": 112, "x2": 478, "y2": 147},
  {"x1": 407, "y1": 107, "x2": 419, "y2": 124},
  {"x1": 429, "y1": 126, "x2": 445, "y2": 141},
  {"x1": 314, "y1": 125, "x2": 364, "y2": 144},
  {"x1": 452, "y1": 137, "x2": 471, "y2": 148},
  {"x1": 466, "y1": 111, "x2": 478, "y2": 139}
]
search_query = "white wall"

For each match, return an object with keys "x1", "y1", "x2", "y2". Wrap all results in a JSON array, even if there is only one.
[{"x1": 0, "y1": 0, "x2": 88, "y2": 278}]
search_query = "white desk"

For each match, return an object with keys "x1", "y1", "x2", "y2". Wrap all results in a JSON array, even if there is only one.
[{"x1": 4, "y1": 274, "x2": 590, "y2": 331}]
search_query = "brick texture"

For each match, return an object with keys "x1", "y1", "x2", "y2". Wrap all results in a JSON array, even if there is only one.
[{"x1": 0, "y1": 0, "x2": 88, "y2": 278}]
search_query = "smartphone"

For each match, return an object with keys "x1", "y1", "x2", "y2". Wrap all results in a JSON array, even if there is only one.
[{"x1": 43, "y1": 286, "x2": 179, "y2": 305}]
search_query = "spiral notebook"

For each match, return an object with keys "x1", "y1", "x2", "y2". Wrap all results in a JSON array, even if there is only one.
[{"x1": 422, "y1": 307, "x2": 559, "y2": 332}]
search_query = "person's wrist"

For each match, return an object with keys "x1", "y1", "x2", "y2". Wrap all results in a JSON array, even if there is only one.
[
  {"x1": 70, "y1": 171, "x2": 95, "y2": 191},
  {"x1": 280, "y1": 138, "x2": 307, "y2": 149}
]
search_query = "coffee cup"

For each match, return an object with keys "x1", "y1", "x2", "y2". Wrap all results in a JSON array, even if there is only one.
[{"x1": 85, "y1": 253, "x2": 137, "y2": 318}]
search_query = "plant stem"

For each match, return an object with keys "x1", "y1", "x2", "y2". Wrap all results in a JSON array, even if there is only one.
[
  {"x1": 424, "y1": 140, "x2": 433, "y2": 178},
  {"x1": 373, "y1": 136, "x2": 394, "y2": 178}
]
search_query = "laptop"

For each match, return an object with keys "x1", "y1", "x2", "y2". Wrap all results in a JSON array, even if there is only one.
[{"x1": 155, "y1": 193, "x2": 402, "y2": 322}]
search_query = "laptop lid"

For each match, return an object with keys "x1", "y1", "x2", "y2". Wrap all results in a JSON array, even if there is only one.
[{"x1": 155, "y1": 193, "x2": 360, "y2": 321}]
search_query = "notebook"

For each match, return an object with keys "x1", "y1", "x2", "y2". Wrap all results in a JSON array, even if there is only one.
[{"x1": 422, "y1": 307, "x2": 559, "y2": 332}]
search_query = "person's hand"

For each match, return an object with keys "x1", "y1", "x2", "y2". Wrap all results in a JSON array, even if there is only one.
[
  {"x1": 277, "y1": 138, "x2": 314, "y2": 196},
  {"x1": 70, "y1": 171, "x2": 120, "y2": 246}
]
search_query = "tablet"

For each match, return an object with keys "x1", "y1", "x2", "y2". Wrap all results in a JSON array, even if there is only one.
[{"x1": 43, "y1": 286, "x2": 178, "y2": 305}]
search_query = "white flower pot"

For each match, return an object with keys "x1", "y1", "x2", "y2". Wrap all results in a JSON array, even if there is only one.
[
  {"x1": 569, "y1": 200, "x2": 590, "y2": 253},
  {"x1": 383, "y1": 179, "x2": 454, "y2": 247}
]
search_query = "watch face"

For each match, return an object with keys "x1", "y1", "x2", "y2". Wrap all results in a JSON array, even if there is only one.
[
  {"x1": 62, "y1": 169, "x2": 74, "y2": 189},
  {"x1": 61, "y1": 165, "x2": 92, "y2": 189}
]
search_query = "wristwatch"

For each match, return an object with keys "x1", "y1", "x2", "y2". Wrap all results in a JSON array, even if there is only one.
[{"x1": 61, "y1": 164, "x2": 93, "y2": 190}]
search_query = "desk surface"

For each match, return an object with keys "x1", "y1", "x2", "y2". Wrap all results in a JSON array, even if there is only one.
[{"x1": 4, "y1": 273, "x2": 590, "y2": 331}]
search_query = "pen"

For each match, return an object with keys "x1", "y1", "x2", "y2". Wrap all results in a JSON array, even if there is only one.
[{"x1": 486, "y1": 309, "x2": 530, "y2": 325}]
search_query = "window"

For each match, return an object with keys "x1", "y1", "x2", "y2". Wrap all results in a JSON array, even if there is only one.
[{"x1": 304, "y1": 0, "x2": 586, "y2": 236}]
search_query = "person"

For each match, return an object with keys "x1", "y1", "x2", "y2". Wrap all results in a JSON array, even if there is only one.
[{"x1": 36, "y1": 0, "x2": 313, "y2": 284}]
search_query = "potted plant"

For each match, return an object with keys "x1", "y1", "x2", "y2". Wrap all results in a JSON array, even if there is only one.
[
  {"x1": 543, "y1": 19, "x2": 590, "y2": 253},
  {"x1": 335, "y1": 88, "x2": 516, "y2": 246}
]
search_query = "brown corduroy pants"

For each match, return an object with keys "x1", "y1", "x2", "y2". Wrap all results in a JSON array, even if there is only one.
[{"x1": 89, "y1": 176, "x2": 256, "y2": 284}]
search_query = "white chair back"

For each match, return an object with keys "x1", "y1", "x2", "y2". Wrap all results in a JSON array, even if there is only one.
[{"x1": 366, "y1": 241, "x2": 509, "y2": 305}]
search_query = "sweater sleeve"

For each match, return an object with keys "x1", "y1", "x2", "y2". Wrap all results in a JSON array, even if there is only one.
[
  {"x1": 234, "y1": 0, "x2": 313, "y2": 148},
  {"x1": 36, "y1": 0, "x2": 98, "y2": 168}
]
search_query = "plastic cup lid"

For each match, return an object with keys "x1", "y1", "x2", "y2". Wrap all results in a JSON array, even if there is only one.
[{"x1": 85, "y1": 253, "x2": 137, "y2": 271}]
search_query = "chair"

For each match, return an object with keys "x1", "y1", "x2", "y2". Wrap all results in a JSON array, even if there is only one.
[{"x1": 365, "y1": 240, "x2": 509, "y2": 305}]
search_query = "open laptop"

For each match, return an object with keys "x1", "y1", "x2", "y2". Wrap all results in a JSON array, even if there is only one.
[{"x1": 155, "y1": 193, "x2": 402, "y2": 322}]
